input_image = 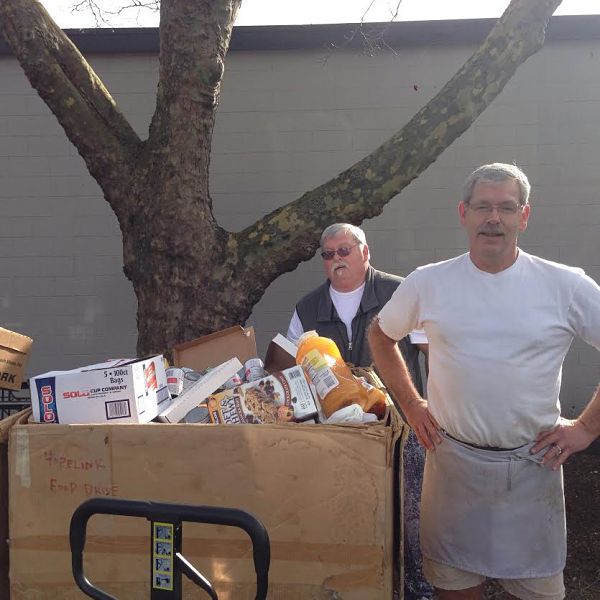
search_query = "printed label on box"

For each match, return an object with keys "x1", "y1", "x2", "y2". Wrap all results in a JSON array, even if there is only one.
[
  {"x1": 35, "y1": 377, "x2": 59, "y2": 423},
  {"x1": 105, "y1": 399, "x2": 131, "y2": 420},
  {"x1": 207, "y1": 366, "x2": 317, "y2": 424}
]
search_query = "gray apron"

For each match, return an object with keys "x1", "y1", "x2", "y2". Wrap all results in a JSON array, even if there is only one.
[{"x1": 420, "y1": 431, "x2": 566, "y2": 579}]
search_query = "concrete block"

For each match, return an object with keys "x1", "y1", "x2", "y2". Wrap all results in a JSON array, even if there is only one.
[
  {"x1": 73, "y1": 255, "x2": 123, "y2": 276},
  {"x1": 0, "y1": 136, "x2": 27, "y2": 156}
]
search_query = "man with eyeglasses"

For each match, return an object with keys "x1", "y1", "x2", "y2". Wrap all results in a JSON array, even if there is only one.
[
  {"x1": 287, "y1": 222, "x2": 434, "y2": 600},
  {"x1": 369, "y1": 163, "x2": 600, "y2": 600}
]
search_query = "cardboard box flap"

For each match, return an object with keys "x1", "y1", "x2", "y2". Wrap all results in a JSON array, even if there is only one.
[
  {"x1": 264, "y1": 334, "x2": 297, "y2": 373},
  {"x1": 0, "y1": 328, "x2": 32, "y2": 355},
  {"x1": 172, "y1": 326, "x2": 256, "y2": 372},
  {"x1": 0, "y1": 409, "x2": 30, "y2": 445},
  {"x1": 32, "y1": 357, "x2": 138, "y2": 379},
  {"x1": 79, "y1": 357, "x2": 138, "y2": 371}
]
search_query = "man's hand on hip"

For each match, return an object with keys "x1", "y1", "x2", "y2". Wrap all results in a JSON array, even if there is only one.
[
  {"x1": 532, "y1": 417, "x2": 597, "y2": 470},
  {"x1": 404, "y1": 397, "x2": 442, "y2": 450}
]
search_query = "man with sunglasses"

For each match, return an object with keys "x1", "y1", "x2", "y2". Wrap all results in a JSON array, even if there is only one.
[
  {"x1": 287, "y1": 222, "x2": 433, "y2": 600},
  {"x1": 369, "y1": 163, "x2": 600, "y2": 600}
]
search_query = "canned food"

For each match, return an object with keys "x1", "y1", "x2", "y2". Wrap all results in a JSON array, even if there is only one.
[
  {"x1": 183, "y1": 403, "x2": 211, "y2": 424},
  {"x1": 165, "y1": 367, "x2": 184, "y2": 396},
  {"x1": 244, "y1": 358, "x2": 268, "y2": 382},
  {"x1": 182, "y1": 369, "x2": 203, "y2": 393},
  {"x1": 222, "y1": 373, "x2": 243, "y2": 389}
]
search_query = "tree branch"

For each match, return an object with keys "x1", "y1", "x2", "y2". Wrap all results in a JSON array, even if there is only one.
[
  {"x1": 0, "y1": 0, "x2": 141, "y2": 216},
  {"x1": 70, "y1": 0, "x2": 160, "y2": 27},
  {"x1": 147, "y1": 0, "x2": 242, "y2": 198},
  {"x1": 234, "y1": 0, "x2": 563, "y2": 296}
]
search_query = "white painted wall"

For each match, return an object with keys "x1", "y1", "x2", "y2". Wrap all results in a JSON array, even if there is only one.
[{"x1": 1, "y1": 36, "x2": 599, "y2": 415}]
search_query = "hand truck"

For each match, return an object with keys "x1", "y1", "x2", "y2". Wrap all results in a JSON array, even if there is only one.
[{"x1": 70, "y1": 497, "x2": 270, "y2": 599}]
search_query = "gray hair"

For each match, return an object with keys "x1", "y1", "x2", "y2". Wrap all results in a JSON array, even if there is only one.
[
  {"x1": 320, "y1": 223, "x2": 367, "y2": 248},
  {"x1": 463, "y1": 163, "x2": 531, "y2": 206}
]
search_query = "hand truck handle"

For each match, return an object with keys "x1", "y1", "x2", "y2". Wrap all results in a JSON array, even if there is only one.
[{"x1": 70, "y1": 497, "x2": 270, "y2": 600}]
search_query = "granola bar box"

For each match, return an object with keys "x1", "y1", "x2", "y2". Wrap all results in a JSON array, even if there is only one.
[{"x1": 207, "y1": 365, "x2": 318, "y2": 424}]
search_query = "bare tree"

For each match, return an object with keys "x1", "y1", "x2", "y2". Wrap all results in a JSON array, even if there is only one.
[
  {"x1": 70, "y1": 0, "x2": 159, "y2": 26},
  {"x1": 0, "y1": 0, "x2": 563, "y2": 356}
]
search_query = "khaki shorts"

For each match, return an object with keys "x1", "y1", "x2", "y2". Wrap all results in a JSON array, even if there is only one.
[{"x1": 422, "y1": 557, "x2": 565, "y2": 600}]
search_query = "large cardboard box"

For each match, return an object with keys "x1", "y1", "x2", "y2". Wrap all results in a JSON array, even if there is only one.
[
  {"x1": 0, "y1": 327, "x2": 33, "y2": 391},
  {"x1": 29, "y1": 356, "x2": 170, "y2": 424},
  {"x1": 0, "y1": 409, "x2": 30, "y2": 600},
  {"x1": 6, "y1": 414, "x2": 405, "y2": 599}
]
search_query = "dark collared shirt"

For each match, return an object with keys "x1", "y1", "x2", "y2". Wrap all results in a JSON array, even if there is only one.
[{"x1": 295, "y1": 266, "x2": 423, "y2": 395}]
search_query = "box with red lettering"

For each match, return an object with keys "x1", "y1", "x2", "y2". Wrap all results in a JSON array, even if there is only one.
[{"x1": 29, "y1": 356, "x2": 171, "y2": 424}]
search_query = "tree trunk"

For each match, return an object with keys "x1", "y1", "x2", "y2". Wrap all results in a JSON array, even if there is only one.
[
  {"x1": 0, "y1": 0, "x2": 562, "y2": 356},
  {"x1": 120, "y1": 0, "x2": 243, "y2": 354}
]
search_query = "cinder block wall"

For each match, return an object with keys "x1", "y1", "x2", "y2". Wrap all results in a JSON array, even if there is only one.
[{"x1": 1, "y1": 31, "x2": 599, "y2": 415}]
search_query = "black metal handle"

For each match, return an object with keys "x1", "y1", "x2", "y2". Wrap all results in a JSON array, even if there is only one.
[{"x1": 70, "y1": 497, "x2": 270, "y2": 600}]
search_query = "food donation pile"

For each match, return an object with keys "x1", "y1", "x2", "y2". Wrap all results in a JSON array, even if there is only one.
[{"x1": 29, "y1": 329, "x2": 389, "y2": 427}]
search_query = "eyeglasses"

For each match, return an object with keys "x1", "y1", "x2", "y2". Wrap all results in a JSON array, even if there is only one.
[
  {"x1": 467, "y1": 202, "x2": 523, "y2": 215},
  {"x1": 320, "y1": 243, "x2": 359, "y2": 260}
]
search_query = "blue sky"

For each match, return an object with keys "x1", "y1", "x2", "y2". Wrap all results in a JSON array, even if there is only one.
[{"x1": 44, "y1": 0, "x2": 599, "y2": 29}]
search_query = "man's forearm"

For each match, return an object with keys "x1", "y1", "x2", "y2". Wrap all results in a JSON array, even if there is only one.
[
  {"x1": 578, "y1": 383, "x2": 600, "y2": 439},
  {"x1": 535, "y1": 382, "x2": 600, "y2": 468},
  {"x1": 369, "y1": 320, "x2": 442, "y2": 449},
  {"x1": 368, "y1": 320, "x2": 421, "y2": 413}
]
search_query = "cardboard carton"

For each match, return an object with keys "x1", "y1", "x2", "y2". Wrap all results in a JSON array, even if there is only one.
[
  {"x1": 172, "y1": 326, "x2": 297, "y2": 375},
  {"x1": 0, "y1": 327, "x2": 33, "y2": 391},
  {"x1": 0, "y1": 329, "x2": 405, "y2": 597},
  {"x1": 172, "y1": 326, "x2": 257, "y2": 372},
  {"x1": 6, "y1": 412, "x2": 405, "y2": 599},
  {"x1": 29, "y1": 356, "x2": 170, "y2": 424}
]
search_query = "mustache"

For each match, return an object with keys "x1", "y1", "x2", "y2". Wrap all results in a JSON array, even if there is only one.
[
  {"x1": 478, "y1": 226, "x2": 503, "y2": 235},
  {"x1": 332, "y1": 261, "x2": 348, "y2": 270}
]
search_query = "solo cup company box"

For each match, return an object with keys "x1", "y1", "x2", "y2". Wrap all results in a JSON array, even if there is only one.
[{"x1": 29, "y1": 356, "x2": 171, "y2": 424}]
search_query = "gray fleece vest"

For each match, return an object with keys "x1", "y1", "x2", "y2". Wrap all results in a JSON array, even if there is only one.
[{"x1": 295, "y1": 266, "x2": 423, "y2": 395}]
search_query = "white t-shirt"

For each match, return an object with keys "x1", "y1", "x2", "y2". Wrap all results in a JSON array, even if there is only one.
[
  {"x1": 378, "y1": 250, "x2": 600, "y2": 448},
  {"x1": 328, "y1": 284, "x2": 364, "y2": 340},
  {"x1": 286, "y1": 284, "x2": 363, "y2": 344},
  {"x1": 287, "y1": 283, "x2": 426, "y2": 345}
]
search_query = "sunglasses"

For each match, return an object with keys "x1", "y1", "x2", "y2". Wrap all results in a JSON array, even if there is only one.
[{"x1": 320, "y1": 243, "x2": 359, "y2": 260}]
